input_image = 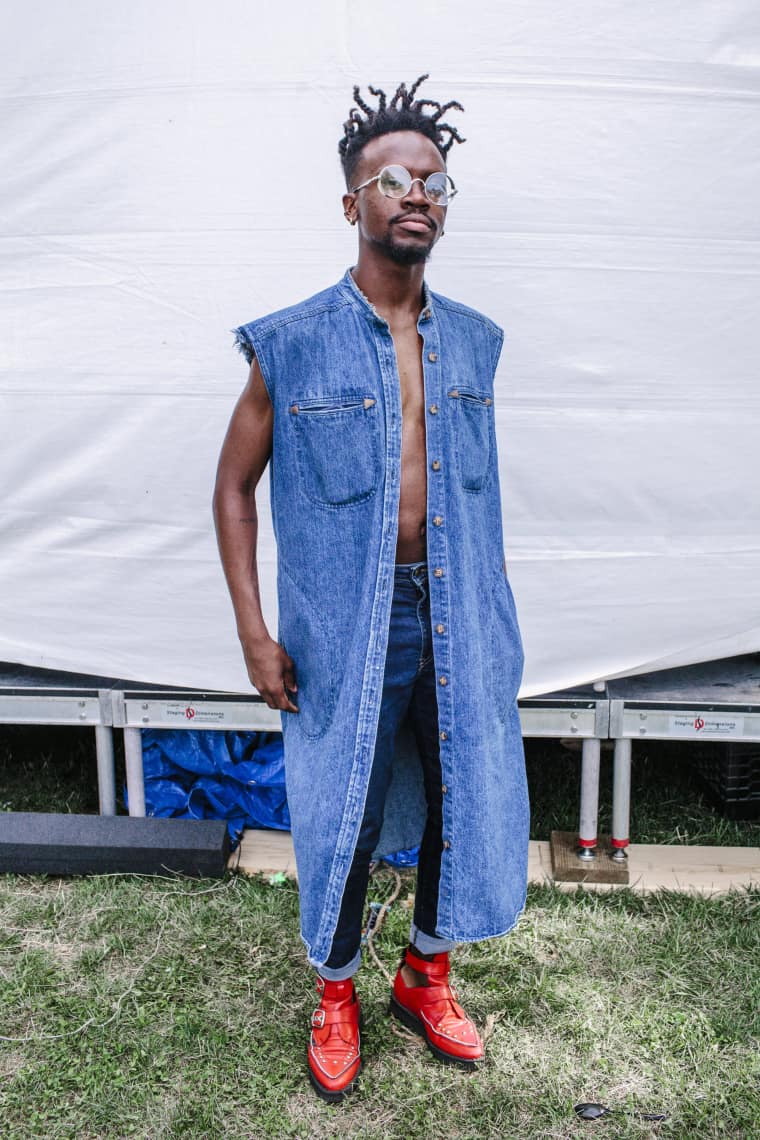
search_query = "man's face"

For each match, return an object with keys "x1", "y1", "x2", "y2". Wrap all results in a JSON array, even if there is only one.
[{"x1": 343, "y1": 131, "x2": 448, "y2": 266}]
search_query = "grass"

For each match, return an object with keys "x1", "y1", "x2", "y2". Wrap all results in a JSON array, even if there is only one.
[
  {"x1": 0, "y1": 871, "x2": 758, "y2": 1138},
  {"x1": 1, "y1": 727, "x2": 759, "y2": 1138}
]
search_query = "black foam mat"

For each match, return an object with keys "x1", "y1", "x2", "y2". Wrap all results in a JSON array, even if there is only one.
[{"x1": 0, "y1": 814, "x2": 230, "y2": 877}]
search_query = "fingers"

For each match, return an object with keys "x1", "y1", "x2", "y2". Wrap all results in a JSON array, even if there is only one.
[
  {"x1": 281, "y1": 687, "x2": 300, "y2": 713},
  {"x1": 282, "y1": 658, "x2": 298, "y2": 693},
  {"x1": 281, "y1": 653, "x2": 299, "y2": 712},
  {"x1": 246, "y1": 651, "x2": 299, "y2": 713},
  {"x1": 250, "y1": 680, "x2": 299, "y2": 713}
]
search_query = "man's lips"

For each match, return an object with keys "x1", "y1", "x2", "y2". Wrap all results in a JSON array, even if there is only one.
[{"x1": 392, "y1": 213, "x2": 435, "y2": 234}]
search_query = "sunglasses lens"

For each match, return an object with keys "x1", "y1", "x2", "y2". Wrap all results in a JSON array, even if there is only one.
[
  {"x1": 378, "y1": 165, "x2": 411, "y2": 197},
  {"x1": 425, "y1": 172, "x2": 451, "y2": 205}
]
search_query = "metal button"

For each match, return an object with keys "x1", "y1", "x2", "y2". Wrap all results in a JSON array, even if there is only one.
[
  {"x1": 429, "y1": 403, "x2": 438, "y2": 414},
  {"x1": 428, "y1": 352, "x2": 438, "y2": 362},
  {"x1": 435, "y1": 623, "x2": 445, "y2": 634},
  {"x1": 442, "y1": 839, "x2": 451, "y2": 849},
  {"x1": 431, "y1": 459, "x2": 441, "y2": 471},
  {"x1": 433, "y1": 567, "x2": 444, "y2": 578},
  {"x1": 433, "y1": 515, "x2": 443, "y2": 527},
  {"x1": 441, "y1": 784, "x2": 448, "y2": 794},
  {"x1": 422, "y1": 308, "x2": 431, "y2": 320},
  {"x1": 440, "y1": 730, "x2": 448, "y2": 741},
  {"x1": 439, "y1": 676, "x2": 448, "y2": 686}
]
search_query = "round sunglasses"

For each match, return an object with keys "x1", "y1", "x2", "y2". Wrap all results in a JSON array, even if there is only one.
[{"x1": 351, "y1": 164, "x2": 457, "y2": 207}]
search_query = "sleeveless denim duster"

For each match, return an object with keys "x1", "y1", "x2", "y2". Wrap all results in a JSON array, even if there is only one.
[{"x1": 233, "y1": 269, "x2": 529, "y2": 969}]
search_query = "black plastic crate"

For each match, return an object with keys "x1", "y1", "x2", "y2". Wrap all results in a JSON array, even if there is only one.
[{"x1": 695, "y1": 742, "x2": 760, "y2": 820}]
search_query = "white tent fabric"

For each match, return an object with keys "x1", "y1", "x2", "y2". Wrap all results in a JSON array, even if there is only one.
[{"x1": 1, "y1": 3, "x2": 759, "y2": 697}]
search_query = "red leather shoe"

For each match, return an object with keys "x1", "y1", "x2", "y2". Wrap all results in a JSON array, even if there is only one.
[
  {"x1": 390, "y1": 947, "x2": 484, "y2": 1067},
  {"x1": 307, "y1": 976, "x2": 362, "y2": 1102}
]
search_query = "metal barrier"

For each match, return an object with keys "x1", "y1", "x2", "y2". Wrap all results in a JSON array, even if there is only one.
[{"x1": 3, "y1": 655, "x2": 759, "y2": 881}]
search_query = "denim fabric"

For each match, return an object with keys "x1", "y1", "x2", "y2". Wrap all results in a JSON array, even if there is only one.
[
  {"x1": 320, "y1": 562, "x2": 456, "y2": 981},
  {"x1": 233, "y1": 268, "x2": 529, "y2": 971}
]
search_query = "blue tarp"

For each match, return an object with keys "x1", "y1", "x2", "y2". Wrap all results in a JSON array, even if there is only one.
[
  {"x1": 140, "y1": 729, "x2": 290, "y2": 848},
  {"x1": 381, "y1": 845, "x2": 420, "y2": 868}
]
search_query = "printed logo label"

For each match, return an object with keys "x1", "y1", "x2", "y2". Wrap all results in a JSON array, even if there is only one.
[
  {"x1": 163, "y1": 702, "x2": 227, "y2": 725},
  {"x1": 668, "y1": 714, "x2": 744, "y2": 738}
]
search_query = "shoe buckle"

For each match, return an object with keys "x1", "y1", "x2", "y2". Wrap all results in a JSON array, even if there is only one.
[{"x1": 311, "y1": 1008, "x2": 326, "y2": 1028}]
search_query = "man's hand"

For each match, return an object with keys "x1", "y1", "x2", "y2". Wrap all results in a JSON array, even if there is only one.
[{"x1": 241, "y1": 633, "x2": 299, "y2": 713}]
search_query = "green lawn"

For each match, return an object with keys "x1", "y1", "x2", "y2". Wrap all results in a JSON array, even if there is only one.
[{"x1": 1, "y1": 727, "x2": 759, "y2": 1138}]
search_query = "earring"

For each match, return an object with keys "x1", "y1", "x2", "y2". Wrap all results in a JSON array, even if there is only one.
[{"x1": 344, "y1": 213, "x2": 356, "y2": 225}]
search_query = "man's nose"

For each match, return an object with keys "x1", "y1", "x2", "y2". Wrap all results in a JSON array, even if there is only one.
[{"x1": 402, "y1": 178, "x2": 430, "y2": 208}]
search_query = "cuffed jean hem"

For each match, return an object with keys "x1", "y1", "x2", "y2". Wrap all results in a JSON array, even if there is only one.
[
  {"x1": 409, "y1": 922, "x2": 457, "y2": 956},
  {"x1": 317, "y1": 947, "x2": 362, "y2": 982}
]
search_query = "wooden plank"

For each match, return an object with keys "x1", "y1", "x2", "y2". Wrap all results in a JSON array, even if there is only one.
[
  {"x1": 229, "y1": 831, "x2": 760, "y2": 896},
  {"x1": 229, "y1": 829, "x2": 298, "y2": 878},
  {"x1": 550, "y1": 830, "x2": 630, "y2": 884}
]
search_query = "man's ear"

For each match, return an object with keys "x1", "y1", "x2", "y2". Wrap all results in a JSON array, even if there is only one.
[{"x1": 342, "y1": 192, "x2": 357, "y2": 225}]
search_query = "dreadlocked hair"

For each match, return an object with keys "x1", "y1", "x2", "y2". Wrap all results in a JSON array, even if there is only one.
[{"x1": 339, "y1": 74, "x2": 465, "y2": 186}]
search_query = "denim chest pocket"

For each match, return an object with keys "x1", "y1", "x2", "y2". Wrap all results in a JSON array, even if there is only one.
[
  {"x1": 447, "y1": 387, "x2": 493, "y2": 492},
  {"x1": 289, "y1": 393, "x2": 380, "y2": 507}
]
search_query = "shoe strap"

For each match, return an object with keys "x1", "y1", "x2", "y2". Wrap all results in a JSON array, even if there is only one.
[
  {"x1": 316, "y1": 977, "x2": 355, "y2": 1000},
  {"x1": 405, "y1": 947, "x2": 450, "y2": 978},
  {"x1": 409, "y1": 981, "x2": 460, "y2": 1003},
  {"x1": 312, "y1": 1000, "x2": 359, "y2": 1029}
]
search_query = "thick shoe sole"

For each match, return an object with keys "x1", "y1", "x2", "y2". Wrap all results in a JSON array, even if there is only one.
[
  {"x1": 307, "y1": 1057, "x2": 362, "y2": 1103},
  {"x1": 389, "y1": 994, "x2": 481, "y2": 1069}
]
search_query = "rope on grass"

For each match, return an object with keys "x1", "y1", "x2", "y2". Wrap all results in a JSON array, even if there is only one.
[{"x1": 364, "y1": 867, "x2": 403, "y2": 984}]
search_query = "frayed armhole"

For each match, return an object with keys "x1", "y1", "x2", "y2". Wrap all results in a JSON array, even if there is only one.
[
  {"x1": 231, "y1": 326, "x2": 254, "y2": 365},
  {"x1": 231, "y1": 325, "x2": 274, "y2": 404}
]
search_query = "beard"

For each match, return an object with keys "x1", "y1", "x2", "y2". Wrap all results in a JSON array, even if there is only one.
[{"x1": 373, "y1": 227, "x2": 436, "y2": 266}]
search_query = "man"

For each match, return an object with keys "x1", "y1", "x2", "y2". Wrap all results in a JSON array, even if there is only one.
[{"x1": 213, "y1": 75, "x2": 529, "y2": 1102}]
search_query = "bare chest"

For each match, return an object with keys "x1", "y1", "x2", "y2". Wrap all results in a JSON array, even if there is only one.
[{"x1": 391, "y1": 326, "x2": 425, "y2": 414}]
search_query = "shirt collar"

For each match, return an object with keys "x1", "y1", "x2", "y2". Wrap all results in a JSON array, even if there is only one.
[{"x1": 339, "y1": 267, "x2": 433, "y2": 327}]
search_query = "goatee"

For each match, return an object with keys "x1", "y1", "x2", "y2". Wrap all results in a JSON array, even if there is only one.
[{"x1": 374, "y1": 233, "x2": 434, "y2": 266}]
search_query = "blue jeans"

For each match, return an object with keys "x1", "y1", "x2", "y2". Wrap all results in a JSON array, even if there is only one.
[{"x1": 320, "y1": 561, "x2": 456, "y2": 980}]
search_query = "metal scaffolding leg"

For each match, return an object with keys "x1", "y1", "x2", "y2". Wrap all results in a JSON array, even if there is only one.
[
  {"x1": 577, "y1": 737, "x2": 601, "y2": 859},
  {"x1": 94, "y1": 725, "x2": 116, "y2": 816},
  {"x1": 123, "y1": 727, "x2": 146, "y2": 817},
  {"x1": 611, "y1": 738, "x2": 632, "y2": 861}
]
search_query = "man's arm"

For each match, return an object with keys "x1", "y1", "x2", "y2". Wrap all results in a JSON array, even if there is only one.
[{"x1": 212, "y1": 355, "x2": 298, "y2": 712}]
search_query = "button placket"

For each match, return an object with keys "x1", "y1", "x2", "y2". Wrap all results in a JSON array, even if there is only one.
[
  {"x1": 420, "y1": 313, "x2": 453, "y2": 898},
  {"x1": 323, "y1": 314, "x2": 406, "y2": 959}
]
